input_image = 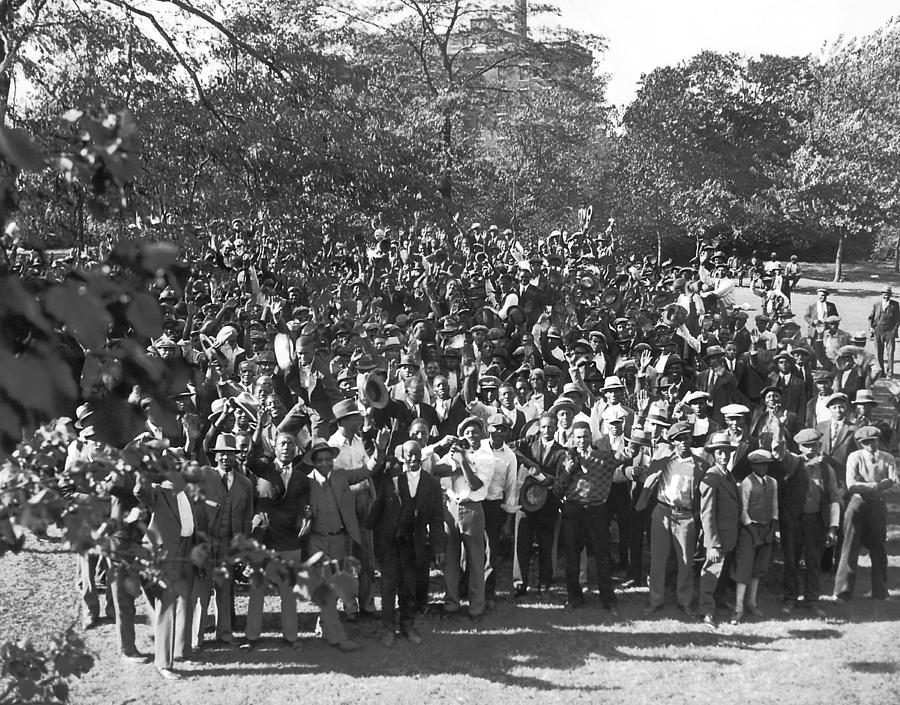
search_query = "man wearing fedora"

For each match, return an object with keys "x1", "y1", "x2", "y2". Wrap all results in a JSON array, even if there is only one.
[
  {"x1": 767, "y1": 350, "x2": 808, "y2": 418},
  {"x1": 869, "y1": 287, "x2": 900, "y2": 378},
  {"x1": 698, "y1": 431, "x2": 741, "y2": 626},
  {"x1": 328, "y1": 398, "x2": 391, "y2": 620},
  {"x1": 835, "y1": 426, "x2": 898, "y2": 601},
  {"x1": 191, "y1": 433, "x2": 254, "y2": 650},
  {"x1": 304, "y1": 437, "x2": 375, "y2": 651}
]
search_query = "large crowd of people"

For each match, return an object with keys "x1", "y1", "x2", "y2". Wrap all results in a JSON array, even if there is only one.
[{"x1": 36, "y1": 221, "x2": 900, "y2": 680}]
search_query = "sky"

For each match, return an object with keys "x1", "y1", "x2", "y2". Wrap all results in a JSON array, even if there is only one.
[{"x1": 545, "y1": 0, "x2": 898, "y2": 107}]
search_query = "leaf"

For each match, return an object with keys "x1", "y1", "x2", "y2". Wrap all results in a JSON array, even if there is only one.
[
  {"x1": 45, "y1": 283, "x2": 111, "y2": 351},
  {"x1": 0, "y1": 125, "x2": 45, "y2": 171},
  {"x1": 126, "y1": 292, "x2": 163, "y2": 338}
]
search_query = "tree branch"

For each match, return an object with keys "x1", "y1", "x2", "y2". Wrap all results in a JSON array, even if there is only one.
[{"x1": 152, "y1": 0, "x2": 288, "y2": 81}]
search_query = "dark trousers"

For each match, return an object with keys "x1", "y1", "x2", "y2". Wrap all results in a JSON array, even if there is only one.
[
  {"x1": 782, "y1": 512, "x2": 827, "y2": 602},
  {"x1": 606, "y1": 482, "x2": 631, "y2": 569},
  {"x1": 561, "y1": 503, "x2": 615, "y2": 606},
  {"x1": 835, "y1": 495, "x2": 889, "y2": 600},
  {"x1": 875, "y1": 332, "x2": 896, "y2": 376},
  {"x1": 698, "y1": 551, "x2": 734, "y2": 616},
  {"x1": 516, "y1": 505, "x2": 560, "y2": 589},
  {"x1": 483, "y1": 499, "x2": 506, "y2": 599},
  {"x1": 626, "y1": 490, "x2": 651, "y2": 583},
  {"x1": 378, "y1": 534, "x2": 417, "y2": 632},
  {"x1": 109, "y1": 538, "x2": 140, "y2": 655}
]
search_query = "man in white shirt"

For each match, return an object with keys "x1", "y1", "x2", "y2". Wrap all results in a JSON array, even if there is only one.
[
  {"x1": 328, "y1": 399, "x2": 390, "y2": 617},
  {"x1": 480, "y1": 414, "x2": 519, "y2": 606},
  {"x1": 434, "y1": 417, "x2": 495, "y2": 620}
]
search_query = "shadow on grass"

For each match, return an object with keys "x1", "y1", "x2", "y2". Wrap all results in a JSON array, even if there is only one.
[
  {"x1": 786, "y1": 628, "x2": 842, "y2": 640},
  {"x1": 845, "y1": 661, "x2": 898, "y2": 674},
  {"x1": 192, "y1": 611, "x2": 775, "y2": 688}
]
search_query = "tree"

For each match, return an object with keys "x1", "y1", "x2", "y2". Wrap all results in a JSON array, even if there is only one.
[{"x1": 781, "y1": 18, "x2": 900, "y2": 281}]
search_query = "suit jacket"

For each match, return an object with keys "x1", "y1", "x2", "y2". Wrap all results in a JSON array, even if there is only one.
[
  {"x1": 730, "y1": 435, "x2": 760, "y2": 483},
  {"x1": 246, "y1": 454, "x2": 311, "y2": 552},
  {"x1": 833, "y1": 367, "x2": 868, "y2": 403},
  {"x1": 516, "y1": 437, "x2": 567, "y2": 516},
  {"x1": 134, "y1": 481, "x2": 200, "y2": 550},
  {"x1": 695, "y1": 368, "x2": 743, "y2": 423},
  {"x1": 284, "y1": 353, "x2": 343, "y2": 425},
  {"x1": 197, "y1": 466, "x2": 253, "y2": 540},
  {"x1": 869, "y1": 299, "x2": 900, "y2": 334},
  {"x1": 700, "y1": 467, "x2": 741, "y2": 552},
  {"x1": 805, "y1": 300, "x2": 838, "y2": 327},
  {"x1": 365, "y1": 471, "x2": 446, "y2": 564},
  {"x1": 767, "y1": 371, "x2": 808, "y2": 418},
  {"x1": 816, "y1": 420, "x2": 857, "y2": 487},
  {"x1": 738, "y1": 351, "x2": 770, "y2": 402},
  {"x1": 307, "y1": 466, "x2": 371, "y2": 545}
]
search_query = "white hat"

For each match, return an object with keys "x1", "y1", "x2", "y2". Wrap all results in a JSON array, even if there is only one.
[
  {"x1": 721, "y1": 404, "x2": 750, "y2": 417},
  {"x1": 602, "y1": 375, "x2": 625, "y2": 391}
]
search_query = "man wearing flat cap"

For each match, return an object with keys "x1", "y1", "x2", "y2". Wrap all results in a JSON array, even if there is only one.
[
  {"x1": 834, "y1": 426, "x2": 899, "y2": 601},
  {"x1": 774, "y1": 428, "x2": 842, "y2": 616},
  {"x1": 641, "y1": 420, "x2": 708, "y2": 618}
]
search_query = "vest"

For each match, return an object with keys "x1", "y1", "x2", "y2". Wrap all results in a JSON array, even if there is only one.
[
  {"x1": 745, "y1": 475, "x2": 773, "y2": 524},
  {"x1": 210, "y1": 481, "x2": 235, "y2": 539}
]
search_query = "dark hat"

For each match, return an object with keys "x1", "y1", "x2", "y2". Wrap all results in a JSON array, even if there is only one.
[
  {"x1": 519, "y1": 476, "x2": 549, "y2": 512},
  {"x1": 301, "y1": 439, "x2": 340, "y2": 465},
  {"x1": 667, "y1": 421, "x2": 693, "y2": 440}
]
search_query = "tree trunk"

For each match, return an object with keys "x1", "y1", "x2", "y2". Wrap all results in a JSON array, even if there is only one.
[
  {"x1": 833, "y1": 233, "x2": 844, "y2": 283},
  {"x1": 438, "y1": 112, "x2": 452, "y2": 202},
  {"x1": 894, "y1": 229, "x2": 900, "y2": 273},
  {"x1": 656, "y1": 228, "x2": 662, "y2": 266}
]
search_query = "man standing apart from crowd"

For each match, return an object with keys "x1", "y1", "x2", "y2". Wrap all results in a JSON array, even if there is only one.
[{"x1": 869, "y1": 287, "x2": 900, "y2": 379}]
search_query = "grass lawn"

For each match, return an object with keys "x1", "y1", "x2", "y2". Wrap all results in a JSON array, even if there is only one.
[{"x1": 2, "y1": 264, "x2": 899, "y2": 705}]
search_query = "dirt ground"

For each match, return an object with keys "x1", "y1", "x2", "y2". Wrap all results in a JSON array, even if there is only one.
[{"x1": 2, "y1": 265, "x2": 899, "y2": 705}]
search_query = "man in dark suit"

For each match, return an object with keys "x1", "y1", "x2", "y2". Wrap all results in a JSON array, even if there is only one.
[
  {"x1": 366, "y1": 440, "x2": 446, "y2": 647},
  {"x1": 722, "y1": 341, "x2": 747, "y2": 389},
  {"x1": 767, "y1": 351, "x2": 807, "y2": 418},
  {"x1": 244, "y1": 432, "x2": 311, "y2": 648},
  {"x1": 513, "y1": 264, "x2": 545, "y2": 327},
  {"x1": 282, "y1": 334, "x2": 343, "y2": 438},
  {"x1": 869, "y1": 287, "x2": 900, "y2": 378},
  {"x1": 698, "y1": 432, "x2": 742, "y2": 626},
  {"x1": 738, "y1": 344, "x2": 772, "y2": 405},
  {"x1": 402, "y1": 376, "x2": 440, "y2": 438},
  {"x1": 134, "y1": 465, "x2": 201, "y2": 679},
  {"x1": 694, "y1": 345, "x2": 743, "y2": 424},
  {"x1": 816, "y1": 394, "x2": 857, "y2": 489},
  {"x1": 722, "y1": 404, "x2": 758, "y2": 482},
  {"x1": 191, "y1": 434, "x2": 253, "y2": 649},
  {"x1": 512, "y1": 413, "x2": 567, "y2": 597}
]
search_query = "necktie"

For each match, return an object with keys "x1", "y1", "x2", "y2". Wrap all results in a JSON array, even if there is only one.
[{"x1": 221, "y1": 472, "x2": 230, "y2": 492}]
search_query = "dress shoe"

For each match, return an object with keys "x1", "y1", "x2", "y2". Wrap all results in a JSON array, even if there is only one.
[
  {"x1": 781, "y1": 602, "x2": 796, "y2": 615},
  {"x1": 512, "y1": 585, "x2": 528, "y2": 599},
  {"x1": 82, "y1": 616, "x2": 99, "y2": 630},
  {"x1": 746, "y1": 604, "x2": 764, "y2": 618},
  {"x1": 334, "y1": 639, "x2": 362, "y2": 653},
  {"x1": 403, "y1": 627, "x2": 422, "y2": 645},
  {"x1": 619, "y1": 578, "x2": 637, "y2": 589},
  {"x1": 158, "y1": 668, "x2": 182, "y2": 680},
  {"x1": 281, "y1": 639, "x2": 301, "y2": 650},
  {"x1": 730, "y1": 610, "x2": 744, "y2": 625},
  {"x1": 380, "y1": 630, "x2": 396, "y2": 648},
  {"x1": 702, "y1": 614, "x2": 717, "y2": 628},
  {"x1": 239, "y1": 640, "x2": 258, "y2": 652},
  {"x1": 214, "y1": 636, "x2": 240, "y2": 647},
  {"x1": 121, "y1": 651, "x2": 149, "y2": 664}
]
